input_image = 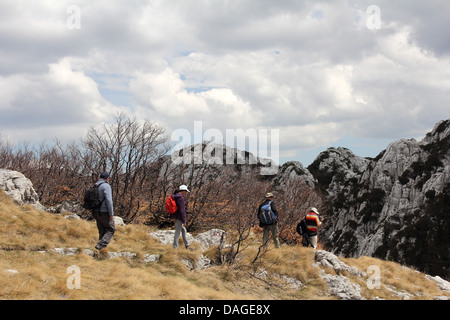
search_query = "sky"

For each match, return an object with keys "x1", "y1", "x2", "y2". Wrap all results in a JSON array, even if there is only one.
[{"x1": 0, "y1": 0, "x2": 449, "y2": 166}]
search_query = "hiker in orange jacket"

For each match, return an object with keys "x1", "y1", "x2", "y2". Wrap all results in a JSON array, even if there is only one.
[{"x1": 304, "y1": 207, "x2": 323, "y2": 249}]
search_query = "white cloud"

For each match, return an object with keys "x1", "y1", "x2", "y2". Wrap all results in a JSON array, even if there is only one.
[
  {"x1": 0, "y1": 58, "x2": 121, "y2": 142},
  {"x1": 1, "y1": 0, "x2": 449, "y2": 164},
  {"x1": 131, "y1": 65, "x2": 261, "y2": 134},
  {"x1": 132, "y1": 67, "x2": 210, "y2": 117}
]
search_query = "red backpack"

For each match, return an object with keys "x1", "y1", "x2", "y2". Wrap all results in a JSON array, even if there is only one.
[{"x1": 165, "y1": 195, "x2": 178, "y2": 215}]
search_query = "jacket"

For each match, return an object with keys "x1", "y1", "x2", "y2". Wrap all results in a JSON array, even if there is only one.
[
  {"x1": 305, "y1": 211, "x2": 321, "y2": 236},
  {"x1": 96, "y1": 179, "x2": 114, "y2": 216},
  {"x1": 172, "y1": 192, "x2": 186, "y2": 224}
]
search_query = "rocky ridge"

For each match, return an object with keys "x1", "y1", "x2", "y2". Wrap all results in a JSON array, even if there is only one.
[{"x1": 308, "y1": 119, "x2": 450, "y2": 279}]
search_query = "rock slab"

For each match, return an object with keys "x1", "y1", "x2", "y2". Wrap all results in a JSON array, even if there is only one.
[
  {"x1": 0, "y1": 169, "x2": 41, "y2": 207},
  {"x1": 149, "y1": 228, "x2": 226, "y2": 251}
]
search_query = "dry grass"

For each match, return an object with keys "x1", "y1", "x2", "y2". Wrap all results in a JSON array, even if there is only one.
[
  {"x1": 0, "y1": 191, "x2": 305, "y2": 300},
  {"x1": 0, "y1": 190, "x2": 448, "y2": 300},
  {"x1": 342, "y1": 255, "x2": 448, "y2": 300}
]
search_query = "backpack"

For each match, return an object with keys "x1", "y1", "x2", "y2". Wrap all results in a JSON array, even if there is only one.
[
  {"x1": 259, "y1": 201, "x2": 276, "y2": 226},
  {"x1": 165, "y1": 195, "x2": 178, "y2": 215},
  {"x1": 296, "y1": 219, "x2": 307, "y2": 236},
  {"x1": 83, "y1": 182, "x2": 105, "y2": 210}
]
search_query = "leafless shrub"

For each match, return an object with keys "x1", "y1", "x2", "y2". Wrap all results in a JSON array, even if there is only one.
[{"x1": 79, "y1": 112, "x2": 170, "y2": 220}]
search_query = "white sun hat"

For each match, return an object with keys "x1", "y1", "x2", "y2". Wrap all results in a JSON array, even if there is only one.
[{"x1": 179, "y1": 185, "x2": 190, "y2": 192}]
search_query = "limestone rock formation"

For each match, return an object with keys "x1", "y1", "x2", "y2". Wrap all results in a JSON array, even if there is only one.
[
  {"x1": 149, "y1": 228, "x2": 226, "y2": 251},
  {"x1": 309, "y1": 119, "x2": 450, "y2": 278},
  {"x1": 0, "y1": 169, "x2": 43, "y2": 209}
]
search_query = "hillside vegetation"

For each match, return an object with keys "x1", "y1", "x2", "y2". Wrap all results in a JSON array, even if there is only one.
[{"x1": 1, "y1": 191, "x2": 448, "y2": 300}]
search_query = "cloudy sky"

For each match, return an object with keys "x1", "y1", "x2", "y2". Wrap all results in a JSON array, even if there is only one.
[{"x1": 1, "y1": 0, "x2": 449, "y2": 166}]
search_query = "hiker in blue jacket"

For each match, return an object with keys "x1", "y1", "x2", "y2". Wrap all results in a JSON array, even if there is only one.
[
  {"x1": 93, "y1": 172, "x2": 115, "y2": 250},
  {"x1": 257, "y1": 193, "x2": 280, "y2": 248},
  {"x1": 172, "y1": 185, "x2": 191, "y2": 250}
]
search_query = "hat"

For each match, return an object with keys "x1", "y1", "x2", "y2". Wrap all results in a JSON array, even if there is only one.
[
  {"x1": 179, "y1": 185, "x2": 190, "y2": 192},
  {"x1": 310, "y1": 207, "x2": 319, "y2": 214},
  {"x1": 100, "y1": 172, "x2": 109, "y2": 179},
  {"x1": 265, "y1": 192, "x2": 274, "y2": 198}
]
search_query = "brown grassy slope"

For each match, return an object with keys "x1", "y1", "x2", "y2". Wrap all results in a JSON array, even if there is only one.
[
  {"x1": 0, "y1": 190, "x2": 448, "y2": 300},
  {"x1": 0, "y1": 191, "x2": 311, "y2": 299}
]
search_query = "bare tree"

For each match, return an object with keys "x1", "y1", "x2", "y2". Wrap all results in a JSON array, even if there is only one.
[
  {"x1": 1, "y1": 120, "x2": 325, "y2": 255},
  {"x1": 79, "y1": 112, "x2": 170, "y2": 220},
  {"x1": 275, "y1": 178, "x2": 325, "y2": 244},
  {"x1": 220, "y1": 170, "x2": 271, "y2": 265}
]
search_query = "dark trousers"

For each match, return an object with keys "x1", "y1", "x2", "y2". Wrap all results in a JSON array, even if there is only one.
[
  {"x1": 93, "y1": 211, "x2": 115, "y2": 249},
  {"x1": 302, "y1": 234, "x2": 310, "y2": 247}
]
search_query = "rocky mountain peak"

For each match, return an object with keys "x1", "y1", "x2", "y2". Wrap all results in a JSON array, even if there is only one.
[
  {"x1": 309, "y1": 119, "x2": 449, "y2": 279},
  {"x1": 272, "y1": 161, "x2": 317, "y2": 189},
  {"x1": 421, "y1": 119, "x2": 450, "y2": 146},
  {"x1": 307, "y1": 147, "x2": 370, "y2": 195}
]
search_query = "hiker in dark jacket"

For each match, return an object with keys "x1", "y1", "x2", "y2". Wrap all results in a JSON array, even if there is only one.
[
  {"x1": 172, "y1": 185, "x2": 191, "y2": 249},
  {"x1": 257, "y1": 192, "x2": 280, "y2": 248},
  {"x1": 93, "y1": 172, "x2": 115, "y2": 250}
]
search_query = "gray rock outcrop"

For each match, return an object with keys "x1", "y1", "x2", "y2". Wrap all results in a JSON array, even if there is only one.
[
  {"x1": 271, "y1": 161, "x2": 317, "y2": 189},
  {"x1": 314, "y1": 250, "x2": 364, "y2": 300},
  {"x1": 148, "y1": 228, "x2": 226, "y2": 251},
  {"x1": 0, "y1": 169, "x2": 43, "y2": 209},
  {"x1": 315, "y1": 250, "x2": 363, "y2": 276},
  {"x1": 149, "y1": 230, "x2": 196, "y2": 247},
  {"x1": 320, "y1": 273, "x2": 364, "y2": 300},
  {"x1": 309, "y1": 119, "x2": 450, "y2": 278},
  {"x1": 193, "y1": 228, "x2": 227, "y2": 251}
]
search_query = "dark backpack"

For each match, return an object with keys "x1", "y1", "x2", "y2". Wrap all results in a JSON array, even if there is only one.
[
  {"x1": 259, "y1": 201, "x2": 276, "y2": 226},
  {"x1": 296, "y1": 219, "x2": 307, "y2": 236},
  {"x1": 83, "y1": 182, "x2": 105, "y2": 210}
]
